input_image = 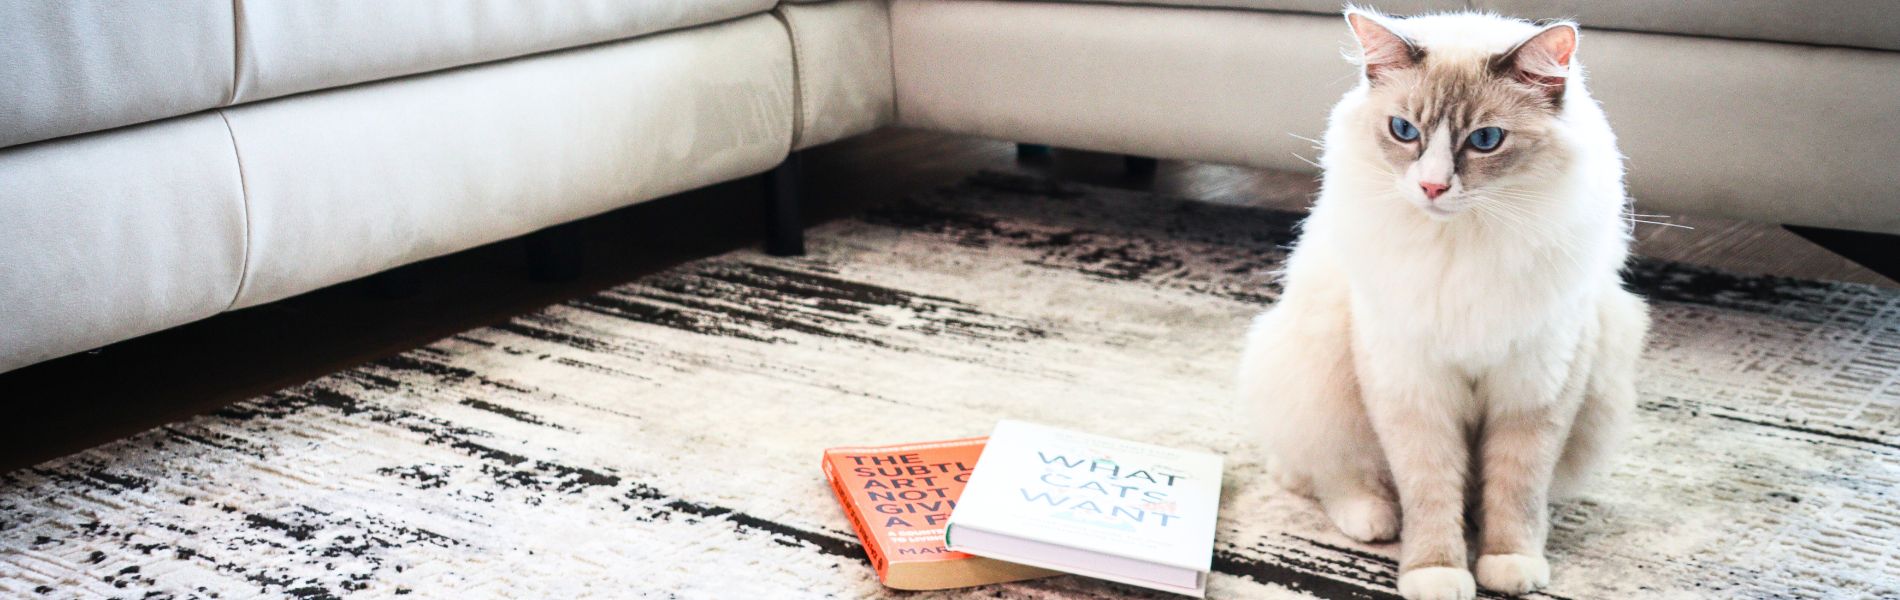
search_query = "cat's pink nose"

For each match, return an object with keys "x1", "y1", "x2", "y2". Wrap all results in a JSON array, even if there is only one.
[{"x1": 1420, "y1": 182, "x2": 1449, "y2": 199}]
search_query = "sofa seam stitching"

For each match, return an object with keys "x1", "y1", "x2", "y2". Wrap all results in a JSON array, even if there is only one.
[
  {"x1": 881, "y1": 0, "x2": 904, "y2": 125},
  {"x1": 773, "y1": 7, "x2": 808, "y2": 152},
  {"x1": 882, "y1": 0, "x2": 899, "y2": 127},
  {"x1": 216, "y1": 110, "x2": 256, "y2": 312},
  {"x1": 228, "y1": 0, "x2": 245, "y2": 105}
]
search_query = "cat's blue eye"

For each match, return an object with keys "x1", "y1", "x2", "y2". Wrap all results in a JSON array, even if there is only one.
[
  {"x1": 1389, "y1": 117, "x2": 1420, "y2": 142},
  {"x1": 1467, "y1": 127, "x2": 1504, "y2": 151}
]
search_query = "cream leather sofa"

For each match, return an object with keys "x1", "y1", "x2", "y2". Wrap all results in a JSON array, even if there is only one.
[
  {"x1": 0, "y1": 0, "x2": 895, "y2": 373},
  {"x1": 5, "y1": 0, "x2": 1897, "y2": 374}
]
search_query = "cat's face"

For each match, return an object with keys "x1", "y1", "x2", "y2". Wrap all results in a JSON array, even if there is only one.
[{"x1": 1345, "y1": 12, "x2": 1580, "y2": 220}]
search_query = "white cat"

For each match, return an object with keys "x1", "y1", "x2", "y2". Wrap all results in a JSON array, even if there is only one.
[{"x1": 1237, "y1": 9, "x2": 1650, "y2": 600}]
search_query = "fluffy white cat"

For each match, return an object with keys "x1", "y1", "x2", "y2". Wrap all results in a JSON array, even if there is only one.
[{"x1": 1237, "y1": 9, "x2": 1650, "y2": 600}]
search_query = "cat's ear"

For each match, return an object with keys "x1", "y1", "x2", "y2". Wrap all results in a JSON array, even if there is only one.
[
  {"x1": 1494, "y1": 23, "x2": 1579, "y2": 103},
  {"x1": 1345, "y1": 9, "x2": 1421, "y2": 84}
]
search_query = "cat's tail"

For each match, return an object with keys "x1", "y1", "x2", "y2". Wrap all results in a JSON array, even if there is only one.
[
  {"x1": 1552, "y1": 286, "x2": 1650, "y2": 499},
  {"x1": 1237, "y1": 266, "x2": 1388, "y2": 501}
]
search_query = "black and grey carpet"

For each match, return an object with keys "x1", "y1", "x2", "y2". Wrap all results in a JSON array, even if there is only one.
[{"x1": 4, "y1": 172, "x2": 1898, "y2": 599}]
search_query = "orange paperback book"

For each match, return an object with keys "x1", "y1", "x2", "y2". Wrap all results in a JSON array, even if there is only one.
[{"x1": 822, "y1": 437, "x2": 1061, "y2": 590}]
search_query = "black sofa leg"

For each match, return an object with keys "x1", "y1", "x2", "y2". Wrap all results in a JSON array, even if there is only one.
[
  {"x1": 766, "y1": 152, "x2": 805, "y2": 257},
  {"x1": 524, "y1": 220, "x2": 585, "y2": 282},
  {"x1": 1784, "y1": 225, "x2": 1900, "y2": 283},
  {"x1": 1017, "y1": 143, "x2": 1053, "y2": 159},
  {"x1": 1125, "y1": 155, "x2": 1159, "y2": 178}
]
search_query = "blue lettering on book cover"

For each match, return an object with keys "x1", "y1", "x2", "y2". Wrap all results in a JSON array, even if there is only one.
[{"x1": 1020, "y1": 451, "x2": 1186, "y2": 529}]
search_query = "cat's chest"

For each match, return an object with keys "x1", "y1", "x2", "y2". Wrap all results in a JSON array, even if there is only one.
[{"x1": 1340, "y1": 231, "x2": 1590, "y2": 354}]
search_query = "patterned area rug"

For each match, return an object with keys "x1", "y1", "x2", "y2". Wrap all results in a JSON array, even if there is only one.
[{"x1": 4, "y1": 172, "x2": 1899, "y2": 599}]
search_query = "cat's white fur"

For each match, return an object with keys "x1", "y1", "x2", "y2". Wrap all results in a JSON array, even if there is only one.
[{"x1": 1238, "y1": 10, "x2": 1649, "y2": 600}]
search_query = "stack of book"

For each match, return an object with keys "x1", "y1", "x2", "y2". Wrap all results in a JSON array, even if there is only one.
[{"x1": 821, "y1": 420, "x2": 1224, "y2": 597}]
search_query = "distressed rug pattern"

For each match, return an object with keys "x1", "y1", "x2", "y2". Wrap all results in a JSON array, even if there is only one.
[{"x1": 4, "y1": 173, "x2": 1898, "y2": 599}]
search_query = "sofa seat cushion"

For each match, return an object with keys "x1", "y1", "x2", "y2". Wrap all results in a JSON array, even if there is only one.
[
  {"x1": 0, "y1": 113, "x2": 248, "y2": 373},
  {"x1": 0, "y1": 1, "x2": 235, "y2": 150},
  {"x1": 1477, "y1": 0, "x2": 1900, "y2": 52},
  {"x1": 782, "y1": 0, "x2": 897, "y2": 149},
  {"x1": 233, "y1": 0, "x2": 778, "y2": 103},
  {"x1": 223, "y1": 15, "x2": 795, "y2": 308}
]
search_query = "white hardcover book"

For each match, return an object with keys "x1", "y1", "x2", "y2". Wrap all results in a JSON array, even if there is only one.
[{"x1": 944, "y1": 420, "x2": 1224, "y2": 597}]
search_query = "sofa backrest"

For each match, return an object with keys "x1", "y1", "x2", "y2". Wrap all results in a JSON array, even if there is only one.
[
  {"x1": 0, "y1": 0, "x2": 780, "y2": 151},
  {"x1": 996, "y1": 0, "x2": 1900, "y2": 51},
  {"x1": 0, "y1": 1, "x2": 235, "y2": 149},
  {"x1": 1477, "y1": 0, "x2": 1900, "y2": 52}
]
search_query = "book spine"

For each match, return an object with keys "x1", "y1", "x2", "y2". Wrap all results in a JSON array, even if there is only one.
[{"x1": 824, "y1": 457, "x2": 888, "y2": 575}]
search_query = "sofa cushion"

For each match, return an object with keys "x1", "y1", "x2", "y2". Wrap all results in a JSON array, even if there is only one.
[
  {"x1": 224, "y1": 15, "x2": 795, "y2": 308},
  {"x1": 0, "y1": 113, "x2": 248, "y2": 373},
  {"x1": 1586, "y1": 30, "x2": 1900, "y2": 234},
  {"x1": 782, "y1": 0, "x2": 897, "y2": 149},
  {"x1": 233, "y1": 0, "x2": 778, "y2": 103},
  {"x1": 1476, "y1": 0, "x2": 1900, "y2": 52},
  {"x1": 0, "y1": 1, "x2": 235, "y2": 149},
  {"x1": 893, "y1": 0, "x2": 1358, "y2": 174}
]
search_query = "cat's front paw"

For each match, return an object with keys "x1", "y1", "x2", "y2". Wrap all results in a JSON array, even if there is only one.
[
  {"x1": 1475, "y1": 553, "x2": 1550, "y2": 594},
  {"x1": 1323, "y1": 495, "x2": 1399, "y2": 543},
  {"x1": 1397, "y1": 566, "x2": 1475, "y2": 600}
]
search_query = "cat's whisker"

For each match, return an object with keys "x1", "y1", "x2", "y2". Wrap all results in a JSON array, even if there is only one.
[
  {"x1": 1483, "y1": 189, "x2": 1563, "y2": 205},
  {"x1": 1616, "y1": 208, "x2": 1691, "y2": 228},
  {"x1": 1338, "y1": 155, "x2": 1398, "y2": 178},
  {"x1": 1619, "y1": 211, "x2": 1694, "y2": 230},
  {"x1": 1470, "y1": 196, "x2": 1591, "y2": 274},
  {"x1": 1625, "y1": 219, "x2": 1695, "y2": 230},
  {"x1": 1478, "y1": 196, "x2": 1564, "y2": 215},
  {"x1": 1472, "y1": 195, "x2": 1546, "y2": 220},
  {"x1": 1487, "y1": 187, "x2": 1559, "y2": 197},
  {"x1": 1483, "y1": 186, "x2": 1562, "y2": 200},
  {"x1": 1476, "y1": 205, "x2": 1553, "y2": 243},
  {"x1": 1487, "y1": 204, "x2": 1570, "y2": 245},
  {"x1": 1489, "y1": 196, "x2": 1560, "y2": 208}
]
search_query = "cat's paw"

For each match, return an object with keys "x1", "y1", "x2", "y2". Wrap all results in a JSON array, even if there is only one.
[
  {"x1": 1397, "y1": 567, "x2": 1476, "y2": 600},
  {"x1": 1265, "y1": 455, "x2": 1314, "y2": 495},
  {"x1": 1323, "y1": 495, "x2": 1400, "y2": 543},
  {"x1": 1475, "y1": 553, "x2": 1550, "y2": 594}
]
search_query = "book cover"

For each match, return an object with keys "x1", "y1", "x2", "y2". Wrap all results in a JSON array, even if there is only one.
[
  {"x1": 944, "y1": 420, "x2": 1225, "y2": 597},
  {"x1": 821, "y1": 437, "x2": 1061, "y2": 590}
]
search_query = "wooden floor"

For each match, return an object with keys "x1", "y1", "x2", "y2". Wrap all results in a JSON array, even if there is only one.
[{"x1": 1, "y1": 128, "x2": 1891, "y2": 473}]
